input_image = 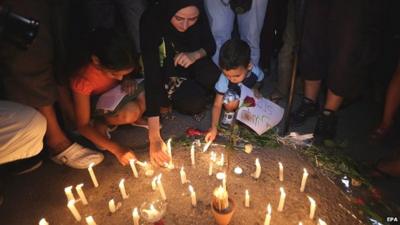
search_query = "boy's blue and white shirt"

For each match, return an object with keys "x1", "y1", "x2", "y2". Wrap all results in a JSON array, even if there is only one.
[{"x1": 215, "y1": 65, "x2": 264, "y2": 95}]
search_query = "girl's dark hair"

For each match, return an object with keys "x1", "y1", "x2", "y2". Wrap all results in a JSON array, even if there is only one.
[
  {"x1": 219, "y1": 39, "x2": 251, "y2": 70},
  {"x1": 88, "y1": 27, "x2": 137, "y2": 71}
]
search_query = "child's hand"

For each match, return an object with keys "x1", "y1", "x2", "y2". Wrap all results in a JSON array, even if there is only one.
[
  {"x1": 115, "y1": 148, "x2": 137, "y2": 166},
  {"x1": 121, "y1": 78, "x2": 137, "y2": 95},
  {"x1": 205, "y1": 128, "x2": 218, "y2": 142}
]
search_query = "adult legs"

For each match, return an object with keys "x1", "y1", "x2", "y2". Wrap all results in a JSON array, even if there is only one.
[
  {"x1": 237, "y1": 0, "x2": 269, "y2": 66},
  {"x1": 204, "y1": 0, "x2": 235, "y2": 65}
]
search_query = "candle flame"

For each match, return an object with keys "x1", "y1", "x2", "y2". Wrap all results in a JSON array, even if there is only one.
[
  {"x1": 280, "y1": 187, "x2": 285, "y2": 195},
  {"x1": 150, "y1": 204, "x2": 155, "y2": 210},
  {"x1": 308, "y1": 196, "x2": 315, "y2": 204},
  {"x1": 304, "y1": 168, "x2": 308, "y2": 175},
  {"x1": 299, "y1": 222, "x2": 303, "y2": 225},
  {"x1": 189, "y1": 185, "x2": 194, "y2": 193},
  {"x1": 255, "y1": 158, "x2": 260, "y2": 165},
  {"x1": 119, "y1": 179, "x2": 125, "y2": 186},
  {"x1": 245, "y1": 189, "x2": 249, "y2": 195},
  {"x1": 67, "y1": 199, "x2": 76, "y2": 206},
  {"x1": 89, "y1": 162, "x2": 95, "y2": 168},
  {"x1": 267, "y1": 203, "x2": 271, "y2": 214},
  {"x1": 318, "y1": 219, "x2": 327, "y2": 225},
  {"x1": 133, "y1": 207, "x2": 138, "y2": 216},
  {"x1": 279, "y1": 162, "x2": 283, "y2": 169}
]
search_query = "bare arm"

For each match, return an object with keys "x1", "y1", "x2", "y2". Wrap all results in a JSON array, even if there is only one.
[{"x1": 205, "y1": 94, "x2": 224, "y2": 142}]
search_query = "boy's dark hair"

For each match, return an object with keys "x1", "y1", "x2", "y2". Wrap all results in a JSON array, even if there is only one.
[
  {"x1": 219, "y1": 39, "x2": 251, "y2": 70},
  {"x1": 89, "y1": 27, "x2": 137, "y2": 71}
]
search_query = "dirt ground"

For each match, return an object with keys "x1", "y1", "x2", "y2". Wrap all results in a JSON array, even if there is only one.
[{"x1": 0, "y1": 140, "x2": 366, "y2": 225}]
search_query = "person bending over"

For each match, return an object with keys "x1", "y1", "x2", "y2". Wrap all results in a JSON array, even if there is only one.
[
  {"x1": 205, "y1": 39, "x2": 264, "y2": 142},
  {"x1": 70, "y1": 28, "x2": 146, "y2": 166}
]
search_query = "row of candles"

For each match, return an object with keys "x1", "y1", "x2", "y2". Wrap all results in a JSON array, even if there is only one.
[{"x1": 38, "y1": 139, "x2": 328, "y2": 225}]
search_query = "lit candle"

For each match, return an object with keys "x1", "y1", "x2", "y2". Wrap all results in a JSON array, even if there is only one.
[
  {"x1": 210, "y1": 151, "x2": 217, "y2": 162},
  {"x1": 132, "y1": 207, "x2": 140, "y2": 225},
  {"x1": 299, "y1": 222, "x2": 303, "y2": 225},
  {"x1": 85, "y1": 216, "x2": 97, "y2": 225},
  {"x1": 208, "y1": 161, "x2": 213, "y2": 176},
  {"x1": 234, "y1": 166, "x2": 243, "y2": 175},
  {"x1": 308, "y1": 196, "x2": 316, "y2": 219},
  {"x1": 264, "y1": 203, "x2": 271, "y2": 225},
  {"x1": 64, "y1": 186, "x2": 75, "y2": 202},
  {"x1": 217, "y1": 153, "x2": 225, "y2": 166},
  {"x1": 39, "y1": 218, "x2": 49, "y2": 225},
  {"x1": 318, "y1": 219, "x2": 327, "y2": 225},
  {"x1": 277, "y1": 187, "x2": 286, "y2": 212},
  {"x1": 278, "y1": 162, "x2": 284, "y2": 182},
  {"x1": 244, "y1": 143, "x2": 253, "y2": 154},
  {"x1": 88, "y1": 163, "x2": 99, "y2": 188},
  {"x1": 180, "y1": 167, "x2": 187, "y2": 184},
  {"x1": 191, "y1": 143, "x2": 195, "y2": 166},
  {"x1": 244, "y1": 189, "x2": 250, "y2": 207},
  {"x1": 203, "y1": 140, "x2": 212, "y2": 152},
  {"x1": 109, "y1": 199, "x2": 116, "y2": 213},
  {"x1": 252, "y1": 158, "x2": 261, "y2": 179},
  {"x1": 143, "y1": 204, "x2": 160, "y2": 221},
  {"x1": 119, "y1": 179, "x2": 129, "y2": 199},
  {"x1": 157, "y1": 174, "x2": 167, "y2": 200},
  {"x1": 167, "y1": 138, "x2": 174, "y2": 169},
  {"x1": 67, "y1": 200, "x2": 81, "y2": 221},
  {"x1": 300, "y1": 168, "x2": 309, "y2": 192},
  {"x1": 189, "y1": 185, "x2": 197, "y2": 207},
  {"x1": 76, "y1": 184, "x2": 88, "y2": 205},
  {"x1": 213, "y1": 185, "x2": 229, "y2": 211},
  {"x1": 151, "y1": 175, "x2": 159, "y2": 191},
  {"x1": 129, "y1": 159, "x2": 139, "y2": 178}
]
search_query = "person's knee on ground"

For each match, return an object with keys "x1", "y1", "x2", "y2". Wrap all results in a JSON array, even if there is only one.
[{"x1": 105, "y1": 101, "x2": 142, "y2": 125}]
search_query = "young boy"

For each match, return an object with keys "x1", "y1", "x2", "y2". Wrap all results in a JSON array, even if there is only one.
[{"x1": 205, "y1": 39, "x2": 264, "y2": 142}]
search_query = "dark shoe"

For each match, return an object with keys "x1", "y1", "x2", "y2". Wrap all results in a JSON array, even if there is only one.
[
  {"x1": 290, "y1": 97, "x2": 319, "y2": 127},
  {"x1": 0, "y1": 153, "x2": 43, "y2": 175},
  {"x1": 313, "y1": 109, "x2": 337, "y2": 143}
]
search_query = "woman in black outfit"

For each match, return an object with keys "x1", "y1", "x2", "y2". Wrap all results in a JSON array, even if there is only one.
[{"x1": 140, "y1": 0, "x2": 220, "y2": 165}]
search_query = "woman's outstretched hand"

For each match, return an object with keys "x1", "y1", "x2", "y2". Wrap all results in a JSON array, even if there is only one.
[{"x1": 149, "y1": 137, "x2": 170, "y2": 166}]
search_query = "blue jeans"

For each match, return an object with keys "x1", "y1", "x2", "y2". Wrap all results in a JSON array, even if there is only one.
[{"x1": 204, "y1": 0, "x2": 269, "y2": 66}]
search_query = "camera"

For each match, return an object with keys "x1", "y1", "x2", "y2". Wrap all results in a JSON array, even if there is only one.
[{"x1": 0, "y1": 5, "x2": 40, "y2": 49}]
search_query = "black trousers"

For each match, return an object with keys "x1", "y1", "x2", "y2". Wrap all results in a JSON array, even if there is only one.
[
  {"x1": 164, "y1": 58, "x2": 220, "y2": 115},
  {"x1": 299, "y1": 0, "x2": 371, "y2": 98}
]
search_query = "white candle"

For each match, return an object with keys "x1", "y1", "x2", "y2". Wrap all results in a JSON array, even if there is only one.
[
  {"x1": 278, "y1": 162, "x2": 284, "y2": 182},
  {"x1": 210, "y1": 151, "x2": 217, "y2": 162},
  {"x1": 64, "y1": 186, "x2": 75, "y2": 202},
  {"x1": 190, "y1": 143, "x2": 195, "y2": 166},
  {"x1": 129, "y1": 159, "x2": 139, "y2": 178},
  {"x1": 76, "y1": 184, "x2": 88, "y2": 205},
  {"x1": 39, "y1": 218, "x2": 49, "y2": 225},
  {"x1": 167, "y1": 138, "x2": 174, "y2": 169},
  {"x1": 244, "y1": 143, "x2": 253, "y2": 154},
  {"x1": 157, "y1": 174, "x2": 167, "y2": 200},
  {"x1": 264, "y1": 203, "x2": 272, "y2": 225},
  {"x1": 189, "y1": 185, "x2": 197, "y2": 207},
  {"x1": 119, "y1": 179, "x2": 129, "y2": 199},
  {"x1": 208, "y1": 161, "x2": 213, "y2": 176},
  {"x1": 277, "y1": 187, "x2": 286, "y2": 212},
  {"x1": 217, "y1": 153, "x2": 225, "y2": 167},
  {"x1": 203, "y1": 140, "x2": 212, "y2": 152},
  {"x1": 132, "y1": 207, "x2": 140, "y2": 225},
  {"x1": 67, "y1": 200, "x2": 81, "y2": 221},
  {"x1": 244, "y1": 189, "x2": 250, "y2": 207},
  {"x1": 308, "y1": 196, "x2": 316, "y2": 219},
  {"x1": 151, "y1": 175, "x2": 159, "y2": 191},
  {"x1": 300, "y1": 168, "x2": 309, "y2": 192},
  {"x1": 234, "y1": 166, "x2": 243, "y2": 175},
  {"x1": 143, "y1": 204, "x2": 160, "y2": 221},
  {"x1": 252, "y1": 158, "x2": 261, "y2": 179},
  {"x1": 180, "y1": 167, "x2": 187, "y2": 184},
  {"x1": 85, "y1": 216, "x2": 97, "y2": 225},
  {"x1": 88, "y1": 163, "x2": 99, "y2": 188},
  {"x1": 109, "y1": 199, "x2": 116, "y2": 213},
  {"x1": 318, "y1": 219, "x2": 327, "y2": 225}
]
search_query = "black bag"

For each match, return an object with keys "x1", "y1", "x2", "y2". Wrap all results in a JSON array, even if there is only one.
[{"x1": 229, "y1": 0, "x2": 253, "y2": 14}]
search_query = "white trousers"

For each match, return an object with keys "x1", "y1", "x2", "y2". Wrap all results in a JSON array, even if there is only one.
[{"x1": 0, "y1": 101, "x2": 47, "y2": 164}]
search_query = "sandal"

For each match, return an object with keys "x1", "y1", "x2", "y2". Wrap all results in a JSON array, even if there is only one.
[{"x1": 51, "y1": 143, "x2": 104, "y2": 169}]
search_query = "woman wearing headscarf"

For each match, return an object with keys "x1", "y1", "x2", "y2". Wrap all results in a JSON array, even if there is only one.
[{"x1": 140, "y1": 0, "x2": 220, "y2": 165}]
